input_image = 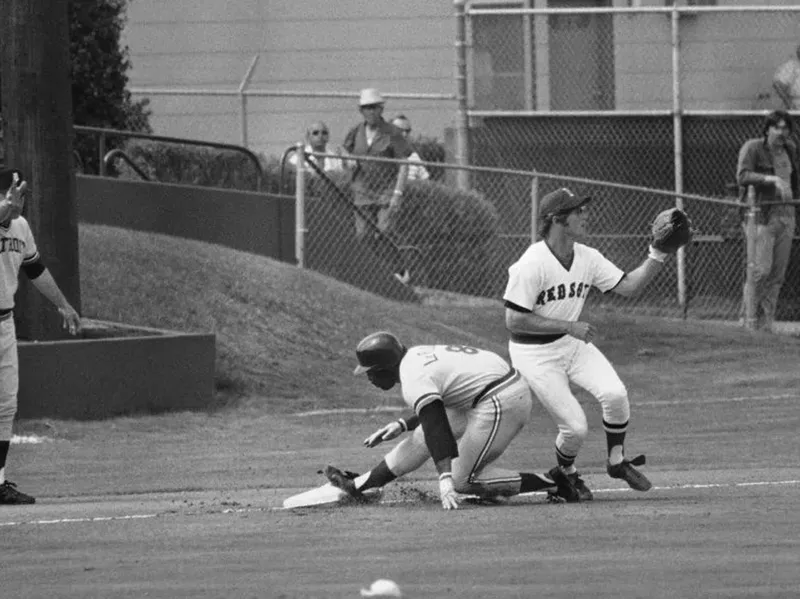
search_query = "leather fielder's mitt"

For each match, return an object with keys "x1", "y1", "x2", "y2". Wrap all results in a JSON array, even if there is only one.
[{"x1": 651, "y1": 208, "x2": 693, "y2": 253}]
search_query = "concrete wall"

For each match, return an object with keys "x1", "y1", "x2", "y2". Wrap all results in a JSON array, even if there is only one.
[
  {"x1": 18, "y1": 323, "x2": 216, "y2": 420},
  {"x1": 76, "y1": 175, "x2": 296, "y2": 263}
]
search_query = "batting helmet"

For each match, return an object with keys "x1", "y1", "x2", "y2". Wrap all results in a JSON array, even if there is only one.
[{"x1": 353, "y1": 331, "x2": 405, "y2": 375}]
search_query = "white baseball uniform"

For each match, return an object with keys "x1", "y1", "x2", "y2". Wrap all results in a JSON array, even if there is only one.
[
  {"x1": 381, "y1": 344, "x2": 533, "y2": 497},
  {"x1": 0, "y1": 216, "x2": 39, "y2": 438},
  {"x1": 503, "y1": 240, "x2": 630, "y2": 462}
]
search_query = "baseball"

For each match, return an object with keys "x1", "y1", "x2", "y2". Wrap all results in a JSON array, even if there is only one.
[{"x1": 360, "y1": 578, "x2": 402, "y2": 597}]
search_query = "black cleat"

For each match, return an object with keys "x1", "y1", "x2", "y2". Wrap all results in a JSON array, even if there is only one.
[
  {"x1": 568, "y1": 471, "x2": 594, "y2": 501},
  {"x1": 548, "y1": 466, "x2": 580, "y2": 503},
  {"x1": 0, "y1": 481, "x2": 36, "y2": 505},
  {"x1": 323, "y1": 465, "x2": 366, "y2": 501},
  {"x1": 607, "y1": 455, "x2": 652, "y2": 491}
]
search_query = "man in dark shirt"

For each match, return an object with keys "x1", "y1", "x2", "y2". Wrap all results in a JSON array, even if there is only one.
[{"x1": 737, "y1": 110, "x2": 799, "y2": 331}]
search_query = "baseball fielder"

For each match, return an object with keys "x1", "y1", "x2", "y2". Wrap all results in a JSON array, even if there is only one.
[
  {"x1": 324, "y1": 331, "x2": 579, "y2": 510},
  {"x1": 503, "y1": 188, "x2": 671, "y2": 502},
  {"x1": 0, "y1": 168, "x2": 81, "y2": 505}
]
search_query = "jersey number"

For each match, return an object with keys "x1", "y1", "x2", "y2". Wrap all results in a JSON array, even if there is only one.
[{"x1": 444, "y1": 345, "x2": 479, "y2": 355}]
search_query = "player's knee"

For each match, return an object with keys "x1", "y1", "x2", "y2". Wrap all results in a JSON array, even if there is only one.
[{"x1": 562, "y1": 416, "x2": 589, "y2": 444}]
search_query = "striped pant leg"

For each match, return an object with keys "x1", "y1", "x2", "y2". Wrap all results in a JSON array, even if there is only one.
[
  {"x1": 451, "y1": 378, "x2": 532, "y2": 497},
  {"x1": 0, "y1": 318, "x2": 19, "y2": 440}
]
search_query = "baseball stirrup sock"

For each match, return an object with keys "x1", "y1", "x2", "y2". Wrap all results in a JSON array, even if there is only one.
[
  {"x1": 519, "y1": 472, "x2": 556, "y2": 493},
  {"x1": 357, "y1": 460, "x2": 397, "y2": 491}
]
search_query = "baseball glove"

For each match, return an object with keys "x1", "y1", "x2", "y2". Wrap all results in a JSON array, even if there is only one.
[{"x1": 651, "y1": 208, "x2": 693, "y2": 253}]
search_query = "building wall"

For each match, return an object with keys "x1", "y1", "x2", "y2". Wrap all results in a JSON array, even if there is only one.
[
  {"x1": 121, "y1": 0, "x2": 800, "y2": 159},
  {"x1": 122, "y1": 0, "x2": 457, "y2": 158}
]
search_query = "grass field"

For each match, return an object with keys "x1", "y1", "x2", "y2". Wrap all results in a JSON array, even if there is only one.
[{"x1": 4, "y1": 225, "x2": 800, "y2": 598}]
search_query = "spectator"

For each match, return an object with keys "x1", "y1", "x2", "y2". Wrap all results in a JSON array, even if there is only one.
[
  {"x1": 736, "y1": 109, "x2": 799, "y2": 332},
  {"x1": 288, "y1": 121, "x2": 344, "y2": 174},
  {"x1": 343, "y1": 89, "x2": 413, "y2": 239},
  {"x1": 773, "y1": 44, "x2": 800, "y2": 110},
  {"x1": 391, "y1": 115, "x2": 430, "y2": 181}
]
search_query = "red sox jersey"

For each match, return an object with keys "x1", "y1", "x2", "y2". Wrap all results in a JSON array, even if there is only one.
[
  {"x1": 398, "y1": 344, "x2": 511, "y2": 414},
  {"x1": 0, "y1": 216, "x2": 39, "y2": 310},
  {"x1": 503, "y1": 241, "x2": 623, "y2": 321}
]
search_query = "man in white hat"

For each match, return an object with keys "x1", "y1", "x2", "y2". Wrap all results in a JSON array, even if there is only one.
[{"x1": 343, "y1": 88, "x2": 413, "y2": 241}]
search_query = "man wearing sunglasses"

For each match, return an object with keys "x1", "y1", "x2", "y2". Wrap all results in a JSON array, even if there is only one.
[
  {"x1": 288, "y1": 121, "x2": 344, "y2": 174},
  {"x1": 323, "y1": 331, "x2": 579, "y2": 510},
  {"x1": 503, "y1": 188, "x2": 671, "y2": 502}
]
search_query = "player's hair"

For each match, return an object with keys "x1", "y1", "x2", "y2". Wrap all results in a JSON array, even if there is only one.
[
  {"x1": 762, "y1": 110, "x2": 793, "y2": 136},
  {"x1": 538, "y1": 214, "x2": 556, "y2": 237}
]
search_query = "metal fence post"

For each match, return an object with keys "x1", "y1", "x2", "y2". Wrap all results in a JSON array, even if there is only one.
[
  {"x1": 294, "y1": 142, "x2": 306, "y2": 268},
  {"x1": 743, "y1": 185, "x2": 758, "y2": 330},
  {"x1": 454, "y1": 0, "x2": 471, "y2": 191},
  {"x1": 530, "y1": 176, "x2": 539, "y2": 244},
  {"x1": 239, "y1": 55, "x2": 259, "y2": 148},
  {"x1": 671, "y1": 6, "x2": 687, "y2": 315}
]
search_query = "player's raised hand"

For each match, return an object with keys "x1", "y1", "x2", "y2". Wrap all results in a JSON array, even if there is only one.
[
  {"x1": 363, "y1": 420, "x2": 404, "y2": 448},
  {"x1": 567, "y1": 321, "x2": 595, "y2": 343},
  {"x1": 438, "y1": 473, "x2": 460, "y2": 510}
]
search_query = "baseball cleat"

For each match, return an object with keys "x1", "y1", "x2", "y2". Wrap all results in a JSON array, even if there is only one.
[
  {"x1": 323, "y1": 465, "x2": 367, "y2": 502},
  {"x1": 607, "y1": 455, "x2": 652, "y2": 491},
  {"x1": 0, "y1": 480, "x2": 36, "y2": 505},
  {"x1": 567, "y1": 471, "x2": 593, "y2": 501},
  {"x1": 547, "y1": 466, "x2": 581, "y2": 503}
]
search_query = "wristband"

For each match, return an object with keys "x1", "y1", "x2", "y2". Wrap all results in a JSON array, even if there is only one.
[
  {"x1": 438, "y1": 472, "x2": 453, "y2": 481},
  {"x1": 648, "y1": 245, "x2": 667, "y2": 263},
  {"x1": 397, "y1": 418, "x2": 408, "y2": 433}
]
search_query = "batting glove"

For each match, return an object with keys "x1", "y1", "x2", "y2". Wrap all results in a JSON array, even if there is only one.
[
  {"x1": 438, "y1": 473, "x2": 460, "y2": 510},
  {"x1": 362, "y1": 419, "x2": 405, "y2": 448}
]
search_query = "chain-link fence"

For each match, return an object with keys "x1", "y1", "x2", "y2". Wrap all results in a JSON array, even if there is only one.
[{"x1": 294, "y1": 148, "x2": 800, "y2": 323}]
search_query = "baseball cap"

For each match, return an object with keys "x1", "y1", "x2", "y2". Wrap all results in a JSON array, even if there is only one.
[
  {"x1": 539, "y1": 187, "x2": 592, "y2": 217},
  {"x1": 360, "y1": 579, "x2": 402, "y2": 597},
  {"x1": 359, "y1": 88, "x2": 385, "y2": 107}
]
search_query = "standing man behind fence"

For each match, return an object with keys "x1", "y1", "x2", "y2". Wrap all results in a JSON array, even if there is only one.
[
  {"x1": 737, "y1": 109, "x2": 799, "y2": 332},
  {"x1": 343, "y1": 89, "x2": 412, "y2": 240}
]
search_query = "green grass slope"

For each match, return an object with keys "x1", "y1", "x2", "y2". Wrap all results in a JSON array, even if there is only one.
[{"x1": 79, "y1": 224, "x2": 800, "y2": 415}]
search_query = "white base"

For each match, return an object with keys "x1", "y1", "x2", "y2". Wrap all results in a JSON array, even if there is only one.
[{"x1": 283, "y1": 482, "x2": 347, "y2": 509}]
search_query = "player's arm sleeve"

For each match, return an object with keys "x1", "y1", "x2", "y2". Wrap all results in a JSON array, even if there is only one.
[
  {"x1": 502, "y1": 261, "x2": 538, "y2": 310},
  {"x1": 589, "y1": 248, "x2": 625, "y2": 293},
  {"x1": 417, "y1": 400, "x2": 458, "y2": 463},
  {"x1": 399, "y1": 413, "x2": 419, "y2": 431},
  {"x1": 21, "y1": 256, "x2": 46, "y2": 279}
]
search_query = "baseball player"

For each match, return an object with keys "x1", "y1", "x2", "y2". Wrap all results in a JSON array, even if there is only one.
[
  {"x1": 503, "y1": 188, "x2": 671, "y2": 502},
  {"x1": 324, "y1": 331, "x2": 579, "y2": 510},
  {"x1": 0, "y1": 168, "x2": 81, "y2": 505}
]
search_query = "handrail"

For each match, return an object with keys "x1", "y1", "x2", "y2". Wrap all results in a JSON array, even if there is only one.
[
  {"x1": 103, "y1": 149, "x2": 151, "y2": 181},
  {"x1": 73, "y1": 125, "x2": 264, "y2": 191}
]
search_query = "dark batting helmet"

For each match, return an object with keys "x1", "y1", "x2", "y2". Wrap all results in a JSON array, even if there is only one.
[{"x1": 353, "y1": 331, "x2": 406, "y2": 375}]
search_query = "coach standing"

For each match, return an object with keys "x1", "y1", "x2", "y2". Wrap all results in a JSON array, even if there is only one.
[
  {"x1": 737, "y1": 109, "x2": 799, "y2": 332},
  {"x1": 0, "y1": 168, "x2": 81, "y2": 505}
]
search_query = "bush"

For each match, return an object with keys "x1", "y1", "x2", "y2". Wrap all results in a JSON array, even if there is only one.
[
  {"x1": 387, "y1": 180, "x2": 501, "y2": 294},
  {"x1": 114, "y1": 140, "x2": 278, "y2": 192}
]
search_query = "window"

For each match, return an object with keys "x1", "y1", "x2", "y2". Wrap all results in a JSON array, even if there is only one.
[{"x1": 470, "y1": 3, "x2": 532, "y2": 110}]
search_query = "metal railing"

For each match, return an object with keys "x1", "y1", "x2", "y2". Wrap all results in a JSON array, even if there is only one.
[{"x1": 73, "y1": 125, "x2": 265, "y2": 191}]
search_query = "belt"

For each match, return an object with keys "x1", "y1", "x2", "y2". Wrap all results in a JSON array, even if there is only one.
[
  {"x1": 0, "y1": 308, "x2": 12, "y2": 322},
  {"x1": 472, "y1": 369, "x2": 518, "y2": 408},
  {"x1": 510, "y1": 332, "x2": 565, "y2": 345}
]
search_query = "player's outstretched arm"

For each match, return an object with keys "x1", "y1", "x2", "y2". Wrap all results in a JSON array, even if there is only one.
[
  {"x1": 611, "y1": 256, "x2": 663, "y2": 298},
  {"x1": 30, "y1": 269, "x2": 81, "y2": 335}
]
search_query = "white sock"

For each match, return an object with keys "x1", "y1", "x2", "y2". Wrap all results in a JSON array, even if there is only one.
[
  {"x1": 608, "y1": 446, "x2": 624, "y2": 465},
  {"x1": 0, "y1": 466, "x2": 5, "y2": 484},
  {"x1": 562, "y1": 465, "x2": 577, "y2": 475}
]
